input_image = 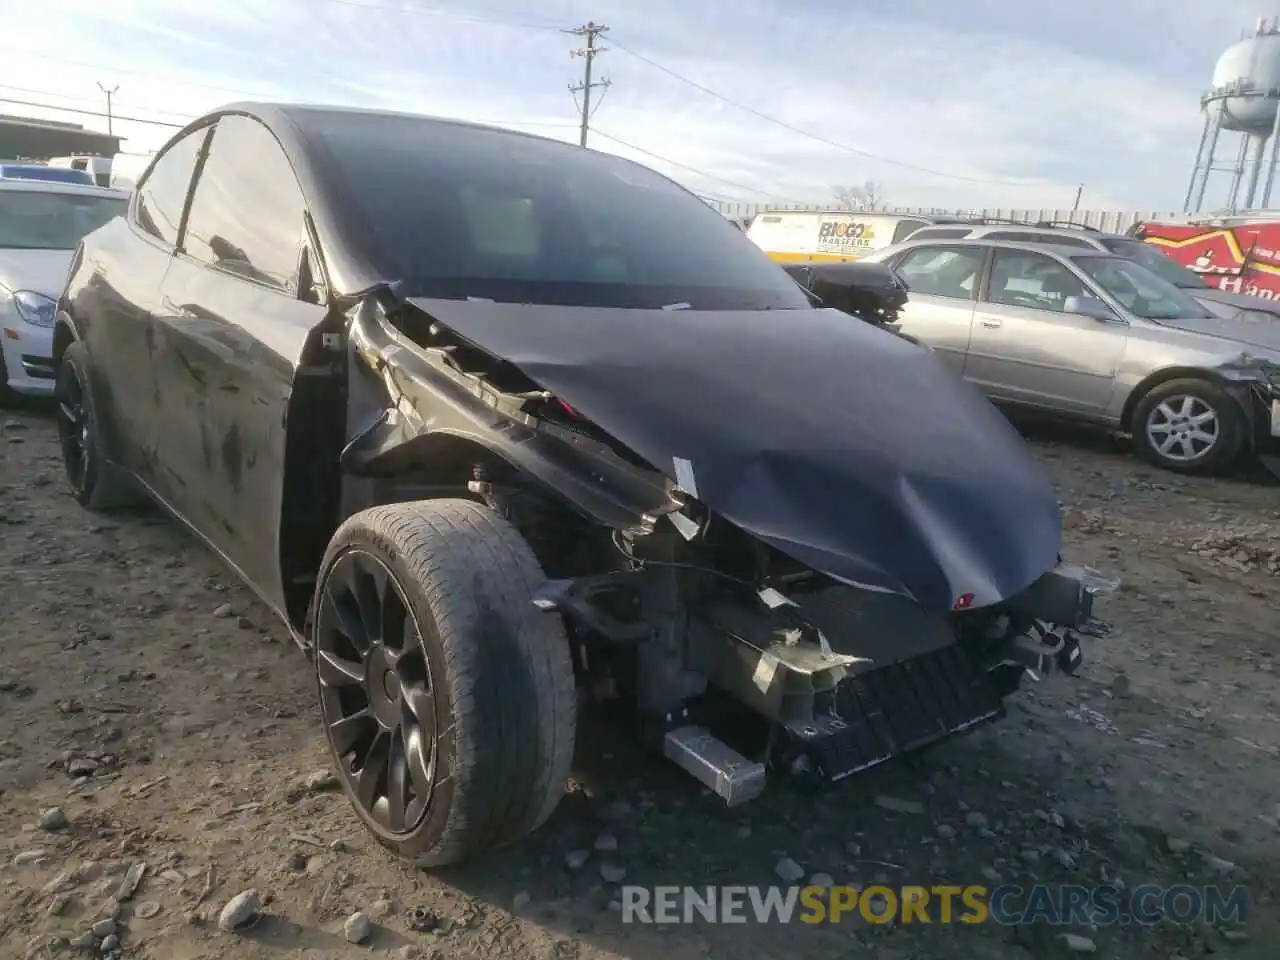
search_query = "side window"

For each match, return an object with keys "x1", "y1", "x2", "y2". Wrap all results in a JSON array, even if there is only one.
[
  {"x1": 1028, "y1": 233, "x2": 1095, "y2": 249},
  {"x1": 987, "y1": 250, "x2": 1086, "y2": 312},
  {"x1": 985, "y1": 230, "x2": 1094, "y2": 249},
  {"x1": 892, "y1": 220, "x2": 925, "y2": 244},
  {"x1": 907, "y1": 227, "x2": 971, "y2": 241},
  {"x1": 182, "y1": 115, "x2": 306, "y2": 294},
  {"x1": 134, "y1": 128, "x2": 208, "y2": 246},
  {"x1": 895, "y1": 246, "x2": 985, "y2": 299}
]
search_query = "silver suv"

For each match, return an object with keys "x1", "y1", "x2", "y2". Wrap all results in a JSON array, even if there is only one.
[{"x1": 903, "y1": 221, "x2": 1273, "y2": 321}]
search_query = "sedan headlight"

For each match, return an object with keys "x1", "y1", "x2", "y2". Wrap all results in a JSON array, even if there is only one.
[{"x1": 12, "y1": 290, "x2": 56, "y2": 328}]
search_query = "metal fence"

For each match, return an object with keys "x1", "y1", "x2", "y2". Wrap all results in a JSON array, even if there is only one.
[{"x1": 704, "y1": 202, "x2": 1182, "y2": 234}]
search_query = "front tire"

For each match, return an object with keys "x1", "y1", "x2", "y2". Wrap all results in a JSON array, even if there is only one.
[
  {"x1": 0, "y1": 344, "x2": 17, "y2": 407},
  {"x1": 56, "y1": 342, "x2": 146, "y2": 511},
  {"x1": 312, "y1": 498, "x2": 577, "y2": 866},
  {"x1": 1131, "y1": 378, "x2": 1243, "y2": 475}
]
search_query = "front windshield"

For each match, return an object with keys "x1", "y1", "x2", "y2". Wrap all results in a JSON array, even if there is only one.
[
  {"x1": 1101, "y1": 238, "x2": 1206, "y2": 289},
  {"x1": 1074, "y1": 255, "x2": 1213, "y2": 320},
  {"x1": 0, "y1": 190, "x2": 127, "y2": 250},
  {"x1": 300, "y1": 111, "x2": 811, "y2": 310}
]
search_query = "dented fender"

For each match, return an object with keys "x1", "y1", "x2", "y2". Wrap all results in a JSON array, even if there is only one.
[{"x1": 340, "y1": 298, "x2": 677, "y2": 533}]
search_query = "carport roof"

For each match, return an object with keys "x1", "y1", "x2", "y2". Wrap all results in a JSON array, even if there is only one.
[{"x1": 0, "y1": 114, "x2": 121, "y2": 160}]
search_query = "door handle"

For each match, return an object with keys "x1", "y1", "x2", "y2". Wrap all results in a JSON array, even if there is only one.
[{"x1": 979, "y1": 317, "x2": 1002, "y2": 328}]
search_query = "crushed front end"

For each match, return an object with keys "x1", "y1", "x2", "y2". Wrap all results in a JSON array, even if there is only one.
[
  {"x1": 533, "y1": 498, "x2": 1118, "y2": 806},
  {"x1": 1219, "y1": 354, "x2": 1280, "y2": 477},
  {"x1": 373, "y1": 296, "x2": 1119, "y2": 805}
]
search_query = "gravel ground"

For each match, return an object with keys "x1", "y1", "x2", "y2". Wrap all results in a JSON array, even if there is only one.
[{"x1": 0, "y1": 405, "x2": 1277, "y2": 960}]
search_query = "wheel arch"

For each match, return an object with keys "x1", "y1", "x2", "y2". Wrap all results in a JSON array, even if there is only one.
[
  {"x1": 361, "y1": 429, "x2": 519, "y2": 495},
  {"x1": 1120, "y1": 366, "x2": 1241, "y2": 431},
  {"x1": 286, "y1": 425, "x2": 629, "y2": 635},
  {"x1": 52, "y1": 311, "x2": 79, "y2": 368}
]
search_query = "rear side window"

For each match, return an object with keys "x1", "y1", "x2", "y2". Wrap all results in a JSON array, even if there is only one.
[
  {"x1": 986, "y1": 230, "x2": 1095, "y2": 249},
  {"x1": 895, "y1": 245, "x2": 985, "y2": 299},
  {"x1": 906, "y1": 227, "x2": 972, "y2": 241},
  {"x1": 182, "y1": 115, "x2": 307, "y2": 294},
  {"x1": 892, "y1": 220, "x2": 933, "y2": 244},
  {"x1": 134, "y1": 128, "x2": 208, "y2": 246}
]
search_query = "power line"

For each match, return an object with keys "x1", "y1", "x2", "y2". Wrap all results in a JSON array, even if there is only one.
[
  {"x1": 565, "y1": 21, "x2": 610, "y2": 148},
  {"x1": 0, "y1": 83, "x2": 195, "y2": 120},
  {"x1": 0, "y1": 46, "x2": 284, "y2": 99},
  {"x1": 0, "y1": 91, "x2": 582, "y2": 136},
  {"x1": 318, "y1": 0, "x2": 563, "y2": 31},
  {"x1": 590, "y1": 128, "x2": 796, "y2": 202},
  {"x1": 607, "y1": 36, "x2": 1071, "y2": 188},
  {"x1": 0, "y1": 96, "x2": 186, "y2": 128}
]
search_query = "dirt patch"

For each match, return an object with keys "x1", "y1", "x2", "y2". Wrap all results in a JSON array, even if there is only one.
[{"x1": 1, "y1": 408, "x2": 1277, "y2": 959}]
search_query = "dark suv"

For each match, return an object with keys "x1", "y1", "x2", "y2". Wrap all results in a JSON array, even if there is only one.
[{"x1": 51, "y1": 102, "x2": 1110, "y2": 866}]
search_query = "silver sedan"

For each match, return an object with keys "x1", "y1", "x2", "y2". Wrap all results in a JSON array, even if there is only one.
[{"x1": 860, "y1": 238, "x2": 1280, "y2": 474}]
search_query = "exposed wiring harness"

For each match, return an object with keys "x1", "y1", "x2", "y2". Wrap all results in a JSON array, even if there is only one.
[{"x1": 610, "y1": 530, "x2": 753, "y2": 587}]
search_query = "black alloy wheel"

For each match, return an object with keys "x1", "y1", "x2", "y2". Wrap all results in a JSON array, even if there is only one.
[
  {"x1": 56, "y1": 353, "x2": 94, "y2": 499},
  {"x1": 315, "y1": 549, "x2": 438, "y2": 837},
  {"x1": 313, "y1": 499, "x2": 576, "y2": 866}
]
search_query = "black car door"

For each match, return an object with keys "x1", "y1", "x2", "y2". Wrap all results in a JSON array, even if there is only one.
[
  {"x1": 152, "y1": 114, "x2": 326, "y2": 609},
  {"x1": 82, "y1": 125, "x2": 210, "y2": 479}
]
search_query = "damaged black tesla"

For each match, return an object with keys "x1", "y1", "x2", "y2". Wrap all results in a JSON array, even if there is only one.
[{"x1": 52, "y1": 102, "x2": 1116, "y2": 866}]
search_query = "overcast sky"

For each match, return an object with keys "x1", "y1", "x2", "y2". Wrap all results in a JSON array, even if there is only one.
[{"x1": 0, "y1": 0, "x2": 1271, "y2": 211}]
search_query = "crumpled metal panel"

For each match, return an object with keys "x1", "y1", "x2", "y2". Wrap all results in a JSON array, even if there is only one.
[{"x1": 407, "y1": 298, "x2": 1063, "y2": 614}]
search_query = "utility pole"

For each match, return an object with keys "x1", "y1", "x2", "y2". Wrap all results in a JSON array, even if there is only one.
[
  {"x1": 97, "y1": 82, "x2": 119, "y2": 136},
  {"x1": 565, "y1": 21, "x2": 610, "y2": 148},
  {"x1": 1071, "y1": 183, "x2": 1085, "y2": 214}
]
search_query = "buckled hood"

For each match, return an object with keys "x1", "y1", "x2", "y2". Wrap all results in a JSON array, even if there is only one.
[{"x1": 409, "y1": 298, "x2": 1063, "y2": 613}]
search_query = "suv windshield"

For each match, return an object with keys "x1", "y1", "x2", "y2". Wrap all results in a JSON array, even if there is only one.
[
  {"x1": 1074, "y1": 256, "x2": 1212, "y2": 320},
  {"x1": 0, "y1": 190, "x2": 127, "y2": 250},
  {"x1": 1100, "y1": 238, "x2": 1206, "y2": 289},
  {"x1": 301, "y1": 111, "x2": 810, "y2": 310}
]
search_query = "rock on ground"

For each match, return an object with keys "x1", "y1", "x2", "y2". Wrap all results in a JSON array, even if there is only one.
[{"x1": 0, "y1": 410, "x2": 1278, "y2": 960}]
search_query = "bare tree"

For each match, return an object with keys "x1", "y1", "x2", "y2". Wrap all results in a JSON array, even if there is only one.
[
  {"x1": 831, "y1": 184, "x2": 860, "y2": 210},
  {"x1": 831, "y1": 180, "x2": 886, "y2": 212}
]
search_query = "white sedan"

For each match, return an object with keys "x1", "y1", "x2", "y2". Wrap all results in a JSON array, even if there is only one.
[{"x1": 0, "y1": 178, "x2": 128, "y2": 399}]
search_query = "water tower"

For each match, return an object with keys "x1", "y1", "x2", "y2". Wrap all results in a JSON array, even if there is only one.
[{"x1": 1185, "y1": 17, "x2": 1280, "y2": 213}]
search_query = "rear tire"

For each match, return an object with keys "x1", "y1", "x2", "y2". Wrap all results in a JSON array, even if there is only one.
[
  {"x1": 312, "y1": 498, "x2": 577, "y2": 867},
  {"x1": 56, "y1": 342, "x2": 147, "y2": 511},
  {"x1": 1131, "y1": 378, "x2": 1243, "y2": 475}
]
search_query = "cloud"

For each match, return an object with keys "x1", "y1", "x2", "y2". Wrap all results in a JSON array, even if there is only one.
[{"x1": 0, "y1": 0, "x2": 1266, "y2": 211}]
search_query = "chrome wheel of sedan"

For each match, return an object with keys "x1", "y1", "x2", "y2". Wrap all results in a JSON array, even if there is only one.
[
  {"x1": 1144, "y1": 394, "x2": 1220, "y2": 463},
  {"x1": 315, "y1": 549, "x2": 438, "y2": 838},
  {"x1": 1132, "y1": 377, "x2": 1242, "y2": 476}
]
